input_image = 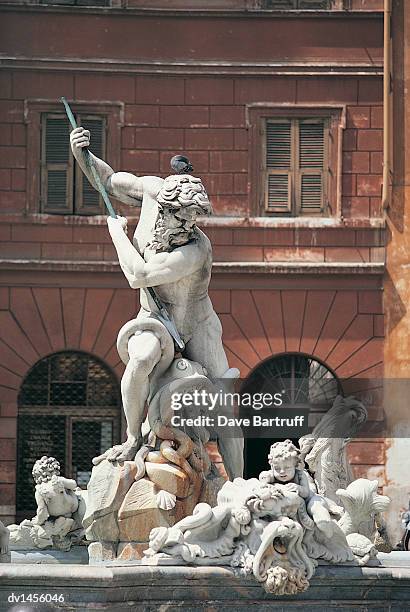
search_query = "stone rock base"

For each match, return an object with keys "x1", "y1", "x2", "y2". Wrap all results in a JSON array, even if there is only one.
[
  {"x1": 84, "y1": 456, "x2": 226, "y2": 562},
  {"x1": 117, "y1": 542, "x2": 148, "y2": 561}
]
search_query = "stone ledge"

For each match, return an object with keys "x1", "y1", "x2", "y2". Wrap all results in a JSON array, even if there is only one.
[
  {"x1": 0, "y1": 260, "x2": 385, "y2": 275},
  {"x1": 0, "y1": 213, "x2": 386, "y2": 228},
  {"x1": 0, "y1": 554, "x2": 409, "y2": 610}
]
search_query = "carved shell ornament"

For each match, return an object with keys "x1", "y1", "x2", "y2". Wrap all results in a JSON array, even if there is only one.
[{"x1": 156, "y1": 490, "x2": 177, "y2": 511}]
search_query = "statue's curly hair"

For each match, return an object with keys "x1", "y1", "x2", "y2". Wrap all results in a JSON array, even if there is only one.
[
  {"x1": 32, "y1": 456, "x2": 60, "y2": 484},
  {"x1": 268, "y1": 439, "x2": 300, "y2": 465},
  {"x1": 151, "y1": 174, "x2": 212, "y2": 252}
]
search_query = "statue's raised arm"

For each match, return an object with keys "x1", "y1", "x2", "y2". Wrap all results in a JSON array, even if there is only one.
[{"x1": 70, "y1": 126, "x2": 143, "y2": 205}]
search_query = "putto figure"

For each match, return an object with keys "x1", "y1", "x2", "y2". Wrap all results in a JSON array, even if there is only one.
[
  {"x1": 31, "y1": 456, "x2": 79, "y2": 535},
  {"x1": 259, "y1": 440, "x2": 338, "y2": 539},
  {"x1": 8, "y1": 456, "x2": 86, "y2": 551},
  {"x1": 142, "y1": 431, "x2": 390, "y2": 595},
  {"x1": 70, "y1": 127, "x2": 243, "y2": 478}
]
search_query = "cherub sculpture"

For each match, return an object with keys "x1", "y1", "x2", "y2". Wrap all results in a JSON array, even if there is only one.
[
  {"x1": 259, "y1": 440, "x2": 340, "y2": 539},
  {"x1": 8, "y1": 457, "x2": 86, "y2": 551},
  {"x1": 143, "y1": 431, "x2": 391, "y2": 595}
]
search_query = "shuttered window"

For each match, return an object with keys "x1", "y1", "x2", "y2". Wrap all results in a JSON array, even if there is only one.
[
  {"x1": 41, "y1": 113, "x2": 106, "y2": 215},
  {"x1": 263, "y1": 118, "x2": 329, "y2": 216},
  {"x1": 261, "y1": 1, "x2": 331, "y2": 8},
  {"x1": 40, "y1": 0, "x2": 110, "y2": 6}
]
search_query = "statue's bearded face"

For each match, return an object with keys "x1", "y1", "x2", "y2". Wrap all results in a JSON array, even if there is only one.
[{"x1": 151, "y1": 174, "x2": 212, "y2": 252}]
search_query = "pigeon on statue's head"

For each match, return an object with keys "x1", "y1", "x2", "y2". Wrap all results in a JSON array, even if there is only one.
[{"x1": 170, "y1": 155, "x2": 193, "y2": 175}]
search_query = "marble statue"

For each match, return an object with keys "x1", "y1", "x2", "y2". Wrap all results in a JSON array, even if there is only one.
[
  {"x1": 142, "y1": 395, "x2": 391, "y2": 596},
  {"x1": 298, "y1": 394, "x2": 368, "y2": 503},
  {"x1": 68, "y1": 122, "x2": 392, "y2": 583},
  {"x1": 298, "y1": 394, "x2": 392, "y2": 552},
  {"x1": 70, "y1": 126, "x2": 243, "y2": 480},
  {"x1": 8, "y1": 457, "x2": 86, "y2": 552},
  {"x1": 259, "y1": 439, "x2": 340, "y2": 540},
  {"x1": 0, "y1": 519, "x2": 10, "y2": 561},
  {"x1": 83, "y1": 356, "x2": 231, "y2": 562}
]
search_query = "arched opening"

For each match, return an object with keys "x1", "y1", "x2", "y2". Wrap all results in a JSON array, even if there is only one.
[
  {"x1": 16, "y1": 350, "x2": 121, "y2": 520},
  {"x1": 242, "y1": 352, "x2": 341, "y2": 478}
]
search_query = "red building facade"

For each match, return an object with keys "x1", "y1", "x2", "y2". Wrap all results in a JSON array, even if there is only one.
[{"x1": 0, "y1": 0, "x2": 386, "y2": 525}]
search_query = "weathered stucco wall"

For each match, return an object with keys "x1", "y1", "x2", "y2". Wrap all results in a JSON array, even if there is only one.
[{"x1": 384, "y1": 0, "x2": 410, "y2": 544}]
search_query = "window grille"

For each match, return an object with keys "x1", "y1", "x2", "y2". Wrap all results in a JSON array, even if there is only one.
[
  {"x1": 242, "y1": 353, "x2": 340, "y2": 478},
  {"x1": 17, "y1": 351, "x2": 121, "y2": 518},
  {"x1": 263, "y1": 118, "x2": 329, "y2": 216},
  {"x1": 242, "y1": 353, "x2": 340, "y2": 422},
  {"x1": 41, "y1": 113, "x2": 106, "y2": 215}
]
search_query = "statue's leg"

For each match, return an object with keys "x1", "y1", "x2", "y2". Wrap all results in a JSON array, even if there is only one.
[
  {"x1": 185, "y1": 315, "x2": 244, "y2": 479},
  {"x1": 216, "y1": 436, "x2": 244, "y2": 480},
  {"x1": 184, "y1": 312, "x2": 228, "y2": 378},
  {"x1": 107, "y1": 330, "x2": 161, "y2": 462},
  {"x1": 307, "y1": 494, "x2": 335, "y2": 539}
]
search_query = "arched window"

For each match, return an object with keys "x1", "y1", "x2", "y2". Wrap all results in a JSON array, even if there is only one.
[
  {"x1": 243, "y1": 353, "x2": 341, "y2": 478},
  {"x1": 17, "y1": 351, "x2": 121, "y2": 519}
]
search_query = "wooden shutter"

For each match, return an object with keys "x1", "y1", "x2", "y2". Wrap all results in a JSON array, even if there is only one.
[
  {"x1": 75, "y1": 115, "x2": 106, "y2": 215},
  {"x1": 75, "y1": 0, "x2": 110, "y2": 5},
  {"x1": 263, "y1": 0, "x2": 330, "y2": 8},
  {"x1": 264, "y1": 121, "x2": 292, "y2": 214},
  {"x1": 41, "y1": 114, "x2": 73, "y2": 214},
  {"x1": 297, "y1": 119, "x2": 328, "y2": 215},
  {"x1": 264, "y1": 0, "x2": 297, "y2": 8},
  {"x1": 40, "y1": 0, "x2": 110, "y2": 5},
  {"x1": 298, "y1": 0, "x2": 330, "y2": 8}
]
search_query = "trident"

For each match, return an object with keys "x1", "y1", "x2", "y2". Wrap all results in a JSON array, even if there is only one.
[{"x1": 61, "y1": 97, "x2": 185, "y2": 353}]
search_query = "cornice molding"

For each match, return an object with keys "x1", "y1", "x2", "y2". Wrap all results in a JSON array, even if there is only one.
[
  {"x1": 0, "y1": 56, "x2": 383, "y2": 77},
  {"x1": 0, "y1": 5, "x2": 384, "y2": 19},
  {"x1": 0, "y1": 259, "x2": 385, "y2": 275}
]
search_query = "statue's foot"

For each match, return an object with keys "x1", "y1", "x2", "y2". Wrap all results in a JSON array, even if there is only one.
[
  {"x1": 92, "y1": 438, "x2": 141, "y2": 465},
  {"x1": 106, "y1": 440, "x2": 141, "y2": 463}
]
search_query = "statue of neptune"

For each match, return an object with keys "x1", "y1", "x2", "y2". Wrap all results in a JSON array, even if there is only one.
[{"x1": 70, "y1": 128, "x2": 243, "y2": 479}]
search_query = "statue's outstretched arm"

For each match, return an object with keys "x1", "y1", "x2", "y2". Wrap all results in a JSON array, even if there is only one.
[
  {"x1": 58, "y1": 477, "x2": 78, "y2": 490},
  {"x1": 70, "y1": 126, "x2": 143, "y2": 205},
  {"x1": 108, "y1": 216, "x2": 202, "y2": 288},
  {"x1": 33, "y1": 489, "x2": 49, "y2": 525}
]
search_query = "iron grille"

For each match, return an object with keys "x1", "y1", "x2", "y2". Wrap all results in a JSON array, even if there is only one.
[
  {"x1": 242, "y1": 353, "x2": 340, "y2": 424},
  {"x1": 19, "y1": 352, "x2": 119, "y2": 407},
  {"x1": 17, "y1": 414, "x2": 67, "y2": 515},
  {"x1": 242, "y1": 353, "x2": 341, "y2": 478},
  {"x1": 17, "y1": 351, "x2": 121, "y2": 517}
]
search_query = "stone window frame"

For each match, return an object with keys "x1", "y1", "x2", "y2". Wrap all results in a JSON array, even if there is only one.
[
  {"x1": 247, "y1": 103, "x2": 346, "y2": 218},
  {"x1": 25, "y1": 99, "x2": 124, "y2": 215}
]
